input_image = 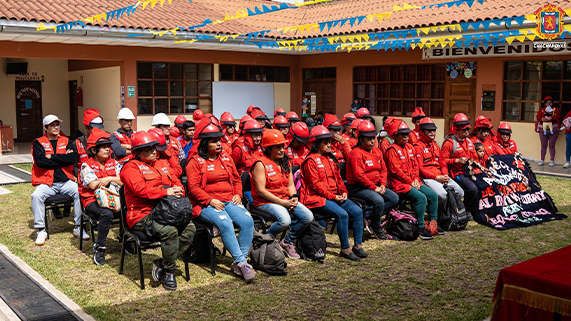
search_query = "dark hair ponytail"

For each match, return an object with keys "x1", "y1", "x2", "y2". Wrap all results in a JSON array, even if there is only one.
[
  {"x1": 197, "y1": 138, "x2": 209, "y2": 159},
  {"x1": 263, "y1": 146, "x2": 291, "y2": 174}
]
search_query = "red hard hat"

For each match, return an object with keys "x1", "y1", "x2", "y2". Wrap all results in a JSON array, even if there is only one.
[
  {"x1": 132, "y1": 131, "x2": 159, "y2": 151},
  {"x1": 453, "y1": 113, "x2": 471, "y2": 129},
  {"x1": 169, "y1": 127, "x2": 181, "y2": 138},
  {"x1": 475, "y1": 116, "x2": 493, "y2": 129},
  {"x1": 244, "y1": 120, "x2": 264, "y2": 134},
  {"x1": 285, "y1": 111, "x2": 300, "y2": 122},
  {"x1": 323, "y1": 113, "x2": 342, "y2": 130},
  {"x1": 208, "y1": 116, "x2": 220, "y2": 127},
  {"x1": 247, "y1": 105, "x2": 257, "y2": 116},
  {"x1": 383, "y1": 117, "x2": 395, "y2": 131},
  {"x1": 356, "y1": 107, "x2": 371, "y2": 119},
  {"x1": 341, "y1": 113, "x2": 356, "y2": 125},
  {"x1": 411, "y1": 107, "x2": 426, "y2": 120},
  {"x1": 291, "y1": 122, "x2": 310, "y2": 143},
  {"x1": 350, "y1": 118, "x2": 364, "y2": 130},
  {"x1": 274, "y1": 108, "x2": 286, "y2": 118},
  {"x1": 418, "y1": 117, "x2": 437, "y2": 130},
  {"x1": 147, "y1": 128, "x2": 168, "y2": 152},
  {"x1": 86, "y1": 128, "x2": 111, "y2": 150},
  {"x1": 309, "y1": 125, "x2": 333, "y2": 143},
  {"x1": 273, "y1": 115, "x2": 290, "y2": 128},
  {"x1": 203, "y1": 113, "x2": 213, "y2": 119},
  {"x1": 195, "y1": 118, "x2": 223, "y2": 139},
  {"x1": 220, "y1": 112, "x2": 236, "y2": 125},
  {"x1": 174, "y1": 115, "x2": 187, "y2": 127},
  {"x1": 193, "y1": 109, "x2": 204, "y2": 122},
  {"x1": 262, "y1": 129, "x2": 287, "y2": 148},
  {"x1": 251, "y1": 108, "x2": 269, "y2": 121},
  {"x1": 498, "y1": 122, "x2": 512, "y2": 134},
  {"x1": 544, "y1": 96, "x2": 553, "y2": 102},
  {"x1": 389, "y1": 119, "x2": 411, "y2": 136},
  {"x1": 239, "y1": 115, "x2": 253, "y2": 131},
  {"x1": 356, "y1": 120, "x2": 377, "y2": 137}
]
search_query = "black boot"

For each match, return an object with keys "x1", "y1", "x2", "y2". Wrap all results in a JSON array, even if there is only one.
[{"x1": 163, "y1": 272, "x2": 177, "y2": 291}]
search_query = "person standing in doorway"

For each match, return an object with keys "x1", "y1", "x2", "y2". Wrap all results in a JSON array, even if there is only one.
[{"x1": 536, "y1": 96, "x2": 561, "y2": 166}]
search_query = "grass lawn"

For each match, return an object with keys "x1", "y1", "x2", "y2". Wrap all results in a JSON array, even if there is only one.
[
  {"x1": 0, "y1": 177, "x2": 570, "y2": 321},
  {"x1": 10, "y1": 163, "x2": 32, "y2": 173}
]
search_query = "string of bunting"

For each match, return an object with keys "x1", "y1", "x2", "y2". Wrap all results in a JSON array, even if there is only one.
[{"x1": 35, "y1": 0, "x2": 174, "y2": 34}]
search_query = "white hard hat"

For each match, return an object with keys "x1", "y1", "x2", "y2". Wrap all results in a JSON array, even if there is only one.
[
  {"x1": 151, "y1": 113, "x2": 171, "y2": 126},
  {"x1": 117, "y1": 108, "x2": 135, "y2": 120}
]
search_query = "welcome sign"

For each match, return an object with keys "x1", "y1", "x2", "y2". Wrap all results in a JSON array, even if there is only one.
[{"x1": 467, "y1": 154, "x2": 566, "y2": 230}]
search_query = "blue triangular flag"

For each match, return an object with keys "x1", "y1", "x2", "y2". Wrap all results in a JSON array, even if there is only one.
[
  {"x1": 499, "y1": 37, "x2": 506, "y2": 45},
  {"x1": 421, "y1": 5, "x2": 426, "y2": 9},
  {"x1": 257, "y1": 43, "x2": 263, "y2": 49},
  {"x1": 490, "y1": 18, "x2": 502, "y2": 26},
  {"x1": 513, "y1": 16, "x2": 525, "y2": 26},
  {"x1": 262, "y1": 5, "x2": 271, "y2": 12},
  {"x1": 476, "y1": 0, "x2": 483, "y2": 4},
  {"x1": 503, "y1": 17, "x2": 512, "y2": 27},
  {"x1": 438, "y1": 3, "x2": 446, "y2": 8},
  {"x1": 271, "y1": 5, "x2": 278, "y2": 10},
  {"x1": 490, "y1": 37, "x2": 498, "y2": 47},
  {"x1": 280, "y1": 3, "x2": 289, "y2": 9},
  {"x1": 326, "y1": 21, "x2": 334, "y2": 31},
  {"x1": 319, "y1": 23, "x2": 327, "y2": 33},
  {"x1": 323, "y1": 38, "x2": 329, "y2": 45},
  {"x1": 465, "y1": 0, "x2": 474, "y2": 7},
  {"x1": 455, "y1": 40, "x2": 464, "y2": 48},
  {"x1": 459, "y1": 22, "x2": 471, "y2": 31},
  {"x1": 339, "y1": 19, "x2": 347, "y2": 27},
  {"x1": 481, "y1": 39, "x2": 488, "y2": 48},
  {"x1": 130, "y1": 4, "x2": 138, "y2": 16},
  {"x1": 470, "y1": 22, "x2": 481, "y2": 31},
  {"x1": 332, "y1": 20, "x2": 340, "y2": 28},
  {"x1": 247, "y1": 8, "x2": 255, "y2": 16},
  {"x1": 472, "y1": 39, "x2": 480, "y2": 48},
  {"x1": 481, "y1": 20, "x2": 491, "y2": 31},
  {"x1": 254, "y1": 6, "x2": 263, "y2": 14},
  {"x1": 500, "y1": 31, "x2": 511, "y2": 37},
  {"x1": 357, "y1": 16, "x2": 366, "y2": 25},
  {"x1": 409, "y1": 29, "x2": 418, "y2": 37},
  {"x1": 349, "y1": 17, "x2": 357, "y2": 27},
  {"x1": 447, "y1": 1, "x2": 456, "y2": 8},
  {"x1": 482, "y1": 33, "x2": 491, "y2": 41}
]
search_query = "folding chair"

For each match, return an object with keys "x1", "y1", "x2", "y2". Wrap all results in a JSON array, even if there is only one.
[
  {"x1": 240, "y1": 171, "x2": 278, "y2": 233},
  {"x1": 79, "y1": 203, "x2": 123, "y2": 251},
  {"x1": 44, "y1": 194, "x2": 75, "y2": 239},
  {"x1": 186, "y1": 219, "x2": 219, "y2": 277}
]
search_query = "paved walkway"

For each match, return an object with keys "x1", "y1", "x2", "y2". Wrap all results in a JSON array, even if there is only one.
[
  {"x1": 526, "y1": 160, "x2": 571, "y2": 179},
  {"x1": 0, "y1": 165, "x2": 31, "y2": 185}
]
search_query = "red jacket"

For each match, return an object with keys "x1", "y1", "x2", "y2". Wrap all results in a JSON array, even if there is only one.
[
  {"x1": 112, "y1": 130, "x2": 133, "y2": 164},
  {"x1": 495, "y1": 132, "x2": 518, "y2": 155},
  {"x1": 31, "y1": 136, "x2": 75, "y2": 186},
  {"x1": 300, "y1": 153, "x2": 347, "y2": 208},
  {"x1": 470, "y1": 136, "x2": 504, "y2": 164},
  {"x1": 413, "y1": 132, "x2": 448, "y2": 179},
  {"x1": 222, "y1": 132, "x2": 239, "y2": 145},
  {"x1": 286, "y1": 144, "x2": 309, "y2": 167},
  {"x1": 159, "y1": 149, "x2": 182, "y2": 178},
  {"x1": 346, "y1": 146, "x2": 387, "y2": 190},
  {"x1": 536, "y1": 106, "x2": 561, "y2": 132},
  {"x1": 120, "y1": 159, "x2": 184, "y2": 228},
  {"x1": 250, "y1": 155, "x2": 290, "y2": 207},
  {"x1": 186, "y1": 151, "x2": 241, "y2": 217},
  {"x1": 386, "y1": 143, "x2": 421, "y2": 194},
  {"x1": 76, "y1": 138, "x2": 89, "y2": 168},
  {"x1": 330, "y1": 140, "x2": 352, "y2": 163},
  {"x1": 347, "y1": 138, "x2": 358, "y2": 150},
  {"x1": 231, "y1": 136, "x2": 264, "y2": 174},
  {"x1": 563, "y1": 110, "x2": 571, "y2": 134},
  {"x1": 379, "y1": 137, "x2": 393, "y2": 155},
  {"x1": 167, "y1": 137, "x2": 183, "y2": 160},
  {"x1": 79, "y1": 157, "x2": 119, "y2": 207},
  {"x1": 408, "y1": 128, "x2": 420, "y2": 145},
  {"x1": 441, "y1": 135, "x2": 478, "y2": 177}
]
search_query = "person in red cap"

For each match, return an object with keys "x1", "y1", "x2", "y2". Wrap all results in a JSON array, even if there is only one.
[
  {"x1": 177, "y1": 120, "x2": 196, "y2": 158},
  {"x1": 172, "y1": 115, "x2": 187, "y2": 139},
  {"x1": 285, "y1": 111, "x2": 301, "y2": 124},
  {"x1": 341, "y1": 113, "x2": 356, "y2": 140},
  {"x1": 379, "y1": 117, "x2": 396, "y2": 154},
  {"x1": 79, "y1": 127, "x2": 122, "y2": 265},
  {"x1": 246, "y1": 105, "x2": 257, "y2": 117},
  {"x1": 347, "y1": 119, "x2": 364, "y2": 149},
  {"x1": 274, "y1": 108, "x2": 286, "y2": 118},
  {"x1": 220, "y1": 112, "x2": 238, "y2": 145},
  {"x1": 193, "y1": 109, "x2": 204, "y2": 123},
  {"x1": 286, "y1": 122, "x2": 310, "y2": 166},
  {"x1": 386, "y1": 120, "x2": 438, "y2": 240},
  {"x1": 251, "y1": 108, "x2": 271, "y2": 129},
  {"x1": 495, "y1": 123, "x2": 518, "y2": 155},
  {"x1": 470, "y1": 116, "x2": 504, "y2": 163},
  {"x1": 186, "y1": 119, "x2": 255, "y2": 283},
  {"x1": 409, "y1": 107, "x2": 427, "y2": 145},
  {"x1": 346, "y1": 120, "x2": 398, "y2": 239},
  {"x1": 31, "y1": 115, "x2": 85, "y2": 246},
  {"x1": 413, "y1": 117, "x2": 464, "y2": 211},
  {"x1": 441, "y1": 113, "x2": 478, "y2": 213},
  {"x1": 300, "y1": 125, "x2": 365, "y2": 261},
  {"x1": 536, "y1": 96, "x2": 561, "y2": 166},
  {"x1": 273, "y1": 115, "x2": 290, "y2": 137},
  {"x1": 120, "y1": 131, "x2": 195, "y2": 291},
  {"x1": 148, "y1": 128, "x2": 183, "y2": 178},
  {"x1": 76, "y1": 108, "x2": 105, "y2": 170},
  {"x1": 110, "y1": 108, "x2": 136, "y2": 165},
  {"x1": 152, "y1": 113, "x2": 185, "y2": 162},
  {"x1": 231, "y1": 120, "x2": 264, "y2": 175},
  {"x1": 323, "y1": 113, "x2": 351, "y2": 162},
  {"x1": 251, "y1": 130, "x2": 313, "y2": 259}
]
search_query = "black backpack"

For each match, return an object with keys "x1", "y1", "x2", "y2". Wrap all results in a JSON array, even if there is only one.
[
  {"x1": 152, "y1": 195, "x2": 193, "y2": 227},
  {"x1": 185, "y1": 229, "x2": 220, "y2": 263},
  {"x1": 249, "y1": 231, "x2": 287, "y2": 275},
  {"x1": 296, "y1": 220, "x2": 327, "y2": 262},
  {"x1": 439, "y1": 186, "x2": 468, "y2": 231},
  {"x1": 382, "y1": 210, "x2": 419, "y2": 241}
]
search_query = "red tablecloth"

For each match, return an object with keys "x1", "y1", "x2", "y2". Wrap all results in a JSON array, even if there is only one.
[{"x1": 492, "y1": 245, "x2": 571, "y2": 321}]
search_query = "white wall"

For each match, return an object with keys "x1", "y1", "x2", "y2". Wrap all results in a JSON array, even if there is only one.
[
  {"x1": 68, "y1": 67, "x2": 121, "y2": 131},
  {"x1": 0, "y1": 58, "x2": 69, "y2": 139}
]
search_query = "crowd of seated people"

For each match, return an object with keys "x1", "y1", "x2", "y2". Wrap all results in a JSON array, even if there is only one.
[{"x1": 30, "y1": 105, "x2": 519, "y2": 290}]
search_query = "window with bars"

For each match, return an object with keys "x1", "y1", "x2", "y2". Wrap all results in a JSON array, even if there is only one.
[
  {"x1": 353, "y1": 64, "x2": 446, "y2": 117},
  {"x1": 219, "y1": 65, "x2": 290, "y2": 82},
  {"x1": 502, "y1": 60, "x2": 571, "y2": 122},
  {"x1": 137, "y1": 62, "x2": 213, "y2": 115}
]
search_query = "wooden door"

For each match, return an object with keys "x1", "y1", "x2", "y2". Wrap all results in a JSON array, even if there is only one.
[
  {"x1": 302, "y1": 81, "x2": 336, "y2": 115},
  {"x1": 444, "y1": 78, "x2": 475, "y2": 131},
  {"x1": 15, "y1": 81, "x2": 43, "y2": 142},
  {"x1": 69, "y1": 80, "x2": 79, "y2": 134}
]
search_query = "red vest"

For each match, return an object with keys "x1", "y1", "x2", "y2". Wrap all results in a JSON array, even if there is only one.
[
  {"x1": 76, "y1": 138, "x2": 88, "y2": 167},
  {"x1": 386, "y1": 143, "x2": 420, "y2": 194},
  {"x1": 167, "y1": 138, "x2": 182, "y2": 160},
  {"x1": 330, "y1": 140, "x2": 351, "y2": 163},
  {"x1": 112, "y1": 130, "x2": 133, "y2": 164},
  {"x1": 300, "y1": 153, "x2": 346, "y2": 208},
  {"x1": 31, "y1": 136, "x2": 75, "y2": 186},
  {"x1": 286, "y1": 144, "x2": 309, "y2": 167},
  {"x1": 79, "y1": 157, "x2": 118, "y2": 207},
  {"x1": 413, "y1": 136, "x2": 447, "y2": 179},
  {"x1": 251, "y1": 155, "x2": 290, "y2": 207},
  {"x1": 441, "y1": 135, "x2": 477, "y2": 177},
  {"x1": 231, "y1": 139, "x2": 263, "y2": 174}
]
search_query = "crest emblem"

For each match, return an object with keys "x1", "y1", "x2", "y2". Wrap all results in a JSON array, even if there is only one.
[{"x1": 534, "y1": 4, "x2": 565, "y2": 40}]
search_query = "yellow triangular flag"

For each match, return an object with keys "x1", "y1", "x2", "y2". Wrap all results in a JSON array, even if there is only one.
[
  {"x1": 83, "y1": 17, "x2": 94, "y2": 25},
  {"x1": 439, "y1": 25, "x2": 448, "y2": 31},
  {"x1": 526, "y1": 34, "x2": 536, "y2": 41},
  {"x1": 420, "y1": 38, "x2": 430, "y2": 44},
  {"x1": 430, "y1": 26, "x2": 438, "y2": 32},
  {"x1": 565, "y1": 25, "x2": 571, "y2": 32},
  {"x1": 449, "y1": 25, "x2": 457, "y2": 30},
  {"x1": 419, "y1": 28, "x2": 430, "y2": 35},
  {"x1": 347, "y1": 47, "x2": 352, "y2": 53},
  {"x1": 224, "y1": 13, "x2": 231, "y2": 21},
  {"x1": 524, "y1": 14, "x2": 536, "y2": 22},
  {"x1": 159, "y1": 0, "x2": 166, "y2": 7},
  {"x1": 410, "y1": 43, "x2": 416, "y2": 50},
  {"x1": 355, "y1": 35, "x2": 362, "y2": 42},
  {"x1": 298, "y1": 26, "x2": 306, "y2": 34},
  {"x1": 142, "y1": 1, "x2": 150, "y2": 10},
  {"x1": 375, "y1": 14, "x2": 384, "y2": 23},
  {"x1": 518, "y1": 28, "x2": 530, "y2": 35},
  {"x1": 348, "y1": 36, "x2": 355, "y2": 42},
  {"x1": 515, "y1": 35, "x2": 526, "y2": 42},
  {"x1": 340, "y1": 36, "x2": 348, "y2": 43},
  {"x1": 384, "y1": 12, "x2": 391, "y2": 20},
  {"x1": 231, "y1": 34, "x2": 240, "y2": 39},
  {"x1": 403, "y1": 3, "x2": 418, "y2": 9},
  {"x1": 506, "y1": 36, "x2": 515, "y2": 45},
  {"x1": 417, "y1": 43, "x2": 425, "y2": 49},
  {"x1": 366, "y1": 14, "x2": 374, "y2": 22},
  {"x1": 362, "y1": 34, "x2": 370, "y2": 41},
  {"x1": 393, "y1": 4, "x2": 403, "y2": 11},
  {"x1": 170, "y1": 28, "x2": 177, "y2": 36},
  {"x1": 150, "y1": 0, "x2": 159, "y2": 8}
]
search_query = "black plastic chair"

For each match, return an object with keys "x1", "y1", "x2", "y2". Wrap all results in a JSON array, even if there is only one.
[
  {"x1": 44, "y1": 194, "x2": 74, "y2": 239},
  {"x1": 241, "y1": 171, "x2": 279, "y2": 233},
  {"x1": 187, "y1": 219, "x2": 218, "y2": 277},
  {"x1": 79, "y1": 203, "x2": 123, "y2": 251}
]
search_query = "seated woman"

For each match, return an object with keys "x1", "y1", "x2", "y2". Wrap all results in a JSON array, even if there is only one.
[
  {"x1": 79, "y1": 128, "x2": 122, "y2": 266},
  {"x1": 470, "y1": 116, "x2": 504, "y2": 163},
  {"x1": 323, "y1": 114, "x2": 352, "y2": 163},
  {"x1": 300, "y1": 125, "x2": 365, "y2": 261},
  {"x1": 148, "y1": 128, "x2": 183, "y2": 178},
  {"x1": 120, "y1": 131, "x2": 196, "y2": 291},
  {"x1": 385, "y1": 120, "x2": 438, "y2": 240},
  {"x1": 496, "y1": 123, "x2": 518, "y2": 155},
  {"x1": 346, "y1": 120, "x2": 399, "y2": 240},
  {"x1": 251, "y1": 130, "x2": 313, "y2": 259},
  {"x1": 347, "y1": 119, "x2": 363, "y2": 150},
  {"x1": 285, "y1": 122, "x2": 310, "y2": 167},
  {"x1": 187, "y1": 120, "x2": 255, "y2": 283},
  {"x1": 231, "y1": 120, "x2": 264, "y2": 175}
]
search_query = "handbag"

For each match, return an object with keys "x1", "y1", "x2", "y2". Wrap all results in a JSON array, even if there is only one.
[
  {"x1": 95, "y1": 182, "x2": 121, "y2": 212},
  {"x1": 151, "y1": 195, "x2": 193, "y2": 227}
]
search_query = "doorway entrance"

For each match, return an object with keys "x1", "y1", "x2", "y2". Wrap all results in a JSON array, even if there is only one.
[
  {"x1": 15, "y1": 81, "x2": 43, "y2": 142},
  {"x1": 69, "y1": 80, "x2": 79, "y2": 134},
  {"x1": 444, "y1": 77, "x2": 476, "y2": 131},
  {"x1": 302, "y1": 81, "x2": 336, "y2": 116}
]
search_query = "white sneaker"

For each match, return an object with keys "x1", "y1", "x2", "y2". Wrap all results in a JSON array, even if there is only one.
[
  {"x1": 73, "y1": 226, "x2": 90, "y2": 240},
  {"x1": 549, "y1": 161, "x2": 555, "y2": 167},
  {"x1": 35, "y1": 230, "x2": 48, "y2": 246},
  {"x1": 537, "y1": 160, "x2": 544, "y2": 166},
  {"x1": 564, "y1": 162, "x2": 570, "y2": 168}
]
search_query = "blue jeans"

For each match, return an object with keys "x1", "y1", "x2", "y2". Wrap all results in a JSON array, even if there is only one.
[
  {"x1": 199, "y1": 203, "x2": 254, "y2": 263},
  {"x1": 317, "y1": 199, "x2": 363, "y2": 249},
  {"x1": 258, "y1": 203, "x2": 313, "y2": 244},
  {"x1": 566, "y1": 132, "x2": 571, "y2": 162},
  {"x1": 346, "y1": 184, "x2": 399, "y2": 229},
  {"x1": 244, "y1": 191, "x2": 253, "y2": 207}
]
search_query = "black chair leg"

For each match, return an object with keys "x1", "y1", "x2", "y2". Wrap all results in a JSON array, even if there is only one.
[
  {"x1": 184, "y1": 252, "x2": 190, "y2": 281},
  {"x1": 63, "y1": 205, "x2": 71, "y2": 217},
  {"x1": 44, "y1": 211, "x2": 50, "y2": 240},
  {"x1": 119, "y1": 234, "x2": 126, "y2": 275},
  {"x1": 329, "y1": 219, "x2": 336, "y2": 235},
  {"x1": 137, "y1": 242, "x2": 145, "y2": 290},
  {"x1": 79, "y1": 214, "x2": 84, "y2": 251},
  {"x1": 206, "y1": 229, "x2": 216, "y2": 276},
  {"x1": 89, "y1": 220, "x2": 97, "y2": 248}
]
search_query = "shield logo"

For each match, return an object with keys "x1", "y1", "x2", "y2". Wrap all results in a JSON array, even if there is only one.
[{"x1": 534, "y1": 4, "x2": 565, "y2": 39}]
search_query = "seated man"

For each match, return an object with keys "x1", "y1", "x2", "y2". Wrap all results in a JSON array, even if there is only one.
[
  {"x1": 110, "y1": 108, "x2": 136, "y2": 165},
  {"x1": 31, "y1": 115, "x2": 89, "y2": 246},
  {"x1": 177, "y1": 120, "x2": 195, "y2": 159}
]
